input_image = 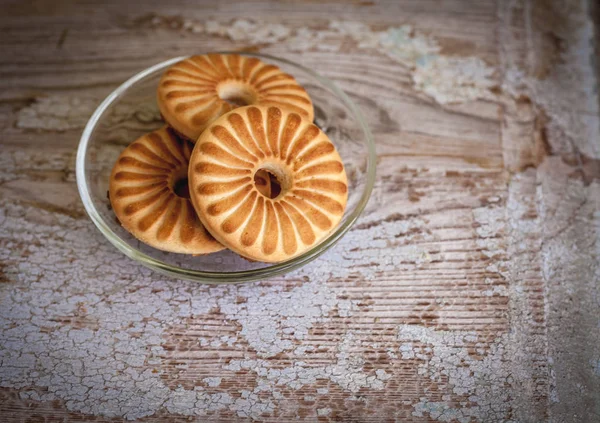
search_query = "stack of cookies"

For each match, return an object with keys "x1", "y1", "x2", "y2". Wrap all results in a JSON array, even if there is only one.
[{"x1": 109, "y1": 54, "x2": 348, "y2": 263}]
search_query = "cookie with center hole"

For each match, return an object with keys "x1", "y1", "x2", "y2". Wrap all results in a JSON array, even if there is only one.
[
  {"x1": 109, "y1": 127, "x2": 224, "y2": 254},
  {"x1": 157, "y1": 53, "x2": 314, "y2": 142},
  {"x1": 188, "y1": 105, "x2": 348, "y2": 263}
]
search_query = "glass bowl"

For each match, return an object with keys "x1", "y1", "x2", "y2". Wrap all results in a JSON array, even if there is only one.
[{"x1": 76, "y1": 53, "x2": 376, "y2": 283}]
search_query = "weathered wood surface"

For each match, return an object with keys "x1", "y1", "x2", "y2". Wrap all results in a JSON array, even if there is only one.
[{"x1": 1, "y1": 0, "x2": 599, "y2": 421}]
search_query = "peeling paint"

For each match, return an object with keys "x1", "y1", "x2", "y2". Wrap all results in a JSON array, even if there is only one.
[
  {"x1": 527, "y1": 9, "x2": 600, "y2": 159},
  {"x1": 1, "y1": 159, "x2": 524, "y2": 419},
  {"x1": 0, "y1": 203, "x2": 374, "y2": 420},
  {"x1": 328, "y1": 22, "x2": 497, "y2": 103},
  {"x1": 500, "y1": 1, "x2": 600, "y2": 160},
  {"x1": 203, "y1": 377, "x2": 221, "y2": 387},
  {"x1": 3, "y1": 200, "x2": 455, "y2": 419},
  {"x1": 224, "y1": 331, "x2": 393, "y2": 395},
  {"x1": 16, "y1": 96, "x2": 98, "y2": 131},
  {"x1": 317, "y1": 407, "x2": 332, "y2": 416},
  {"x1": 412, "y1": 56, "x2": 497, "y2": 104},
  {"x1": 399, "y1": 325, "x2": 510, "y2": 422},
  {"x1": 16, "y1": 95, "x2": 162, "y2": 132},
  {"x1": 204, "y1": 19, "x2": 291, "y2": 44},
  {"x1": 218, "y1": 281, "x2": 358, "y2": 358}
]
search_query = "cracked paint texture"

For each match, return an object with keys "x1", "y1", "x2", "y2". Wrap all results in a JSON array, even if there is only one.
[
  {"x1": 0, "y1": 163, "x2": 522, "y2": 420},
  {"x1": 0, "y1": 163, "x2": 540, "y2": 421}
]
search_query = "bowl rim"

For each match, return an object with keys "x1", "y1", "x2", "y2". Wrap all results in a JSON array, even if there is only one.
[{"x1": 76, "y1": 52, "x2": 376, "y2": 283}]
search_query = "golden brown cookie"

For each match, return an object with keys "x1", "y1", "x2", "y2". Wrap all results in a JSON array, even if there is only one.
[
  {"x1": 157, "y1": 54, "x2": 314, "y2": 142},
  {"x1": 188, "y1": 105, "x2": 348, "y2": 263},
  {"x1": 109, "y1": 127, "x2": 224, "y2": 254}
]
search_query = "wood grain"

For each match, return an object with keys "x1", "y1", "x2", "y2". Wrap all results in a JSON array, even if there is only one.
[{"x1": 1, "y1": 0, "x2": 599, "y2": 422}]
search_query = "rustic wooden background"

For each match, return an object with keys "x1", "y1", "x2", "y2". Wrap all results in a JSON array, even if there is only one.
[{"x1": 1, "y1": 0, "x2": 599, "y2": 421}]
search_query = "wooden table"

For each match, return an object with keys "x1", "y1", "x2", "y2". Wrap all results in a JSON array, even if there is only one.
[{"x1": 1, "y1": 0, "x2": 599, "y2": 421}]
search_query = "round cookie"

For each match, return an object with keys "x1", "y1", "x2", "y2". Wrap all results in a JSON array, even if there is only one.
[
  {"x1": 109, "y1": 127, "x2": 224, "y2": 254},
  {"x1": 157, "y1": 54, "x2": 314, "y2": 142},
  {"x1": 188, "y1": 105, "x2": 348, "y2": 263}
]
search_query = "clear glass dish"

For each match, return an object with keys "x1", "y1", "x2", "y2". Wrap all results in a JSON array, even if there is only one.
[{"x1": 76, "y1": 53, "x2": 376, "y2": 283}]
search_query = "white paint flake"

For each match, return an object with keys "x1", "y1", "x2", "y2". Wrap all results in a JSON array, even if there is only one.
[
  {"x1": 203, "y1": 19, "x2": 291, "y2": 45},
  {"x1": 203, "y1": 377, "x2": 222, "y2": 387},
  {"x1": 317, "y1": 407, "x2": 332, "y2": 416},
  {"x1": 412, "y1": 56, "x2": 496, "y2": 104}
]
